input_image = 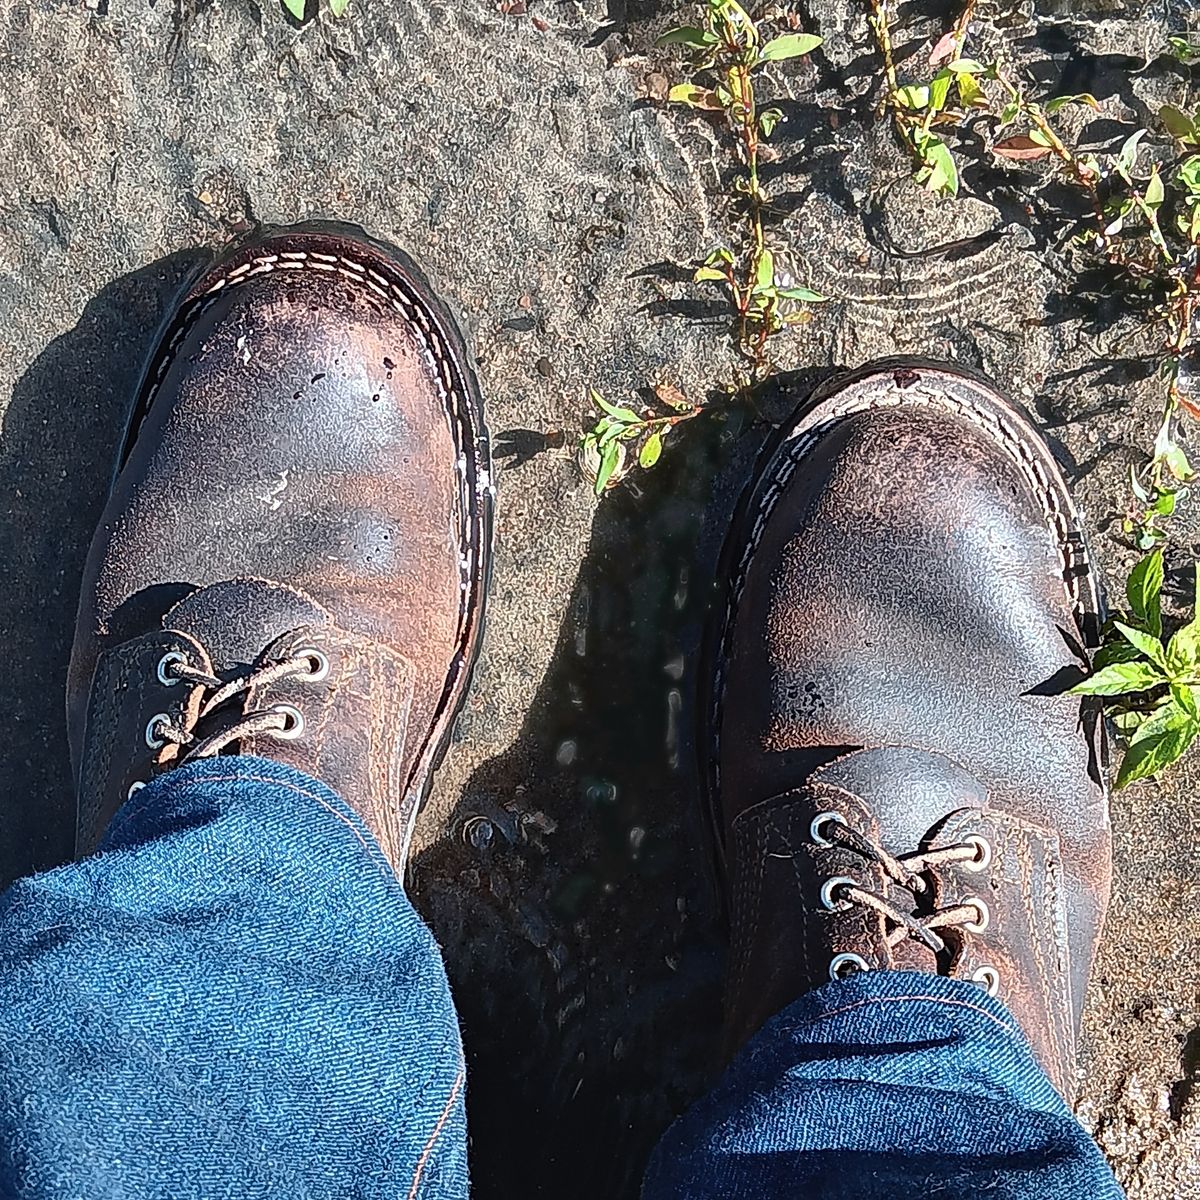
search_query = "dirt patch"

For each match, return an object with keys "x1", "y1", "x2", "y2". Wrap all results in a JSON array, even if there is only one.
[{"x1": 0, "y1": 1, "x2": 1196, "y2": 1196}]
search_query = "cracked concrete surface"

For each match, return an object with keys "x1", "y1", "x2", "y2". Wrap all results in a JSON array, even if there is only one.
[{"x1": 0, "y1": 0, "x2": 1197, "y2": 1196}]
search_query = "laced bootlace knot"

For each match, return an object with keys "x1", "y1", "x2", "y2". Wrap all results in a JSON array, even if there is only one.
[
  {"x1": 141, "y1": 645, "x2": 330, "y2": 767},
  {"x1": 810, "y1": 810, "x2": 1001, "y2": 996}
]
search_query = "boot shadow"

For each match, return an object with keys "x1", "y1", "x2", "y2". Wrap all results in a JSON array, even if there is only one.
[
  {"x1": 411, "y1": 369, "x2": 834, "y2": 1200},
  {"x1": 0, "y1": 249, "x2": 208, "y2": 889}
]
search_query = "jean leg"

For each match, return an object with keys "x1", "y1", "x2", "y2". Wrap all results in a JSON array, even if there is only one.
[
  {"x1": 643, "y1": 970, "x2": 1123, "y2": 1200},
  {"x1": 0, "y1": 756, "x2": 467, "y2": 1200}
]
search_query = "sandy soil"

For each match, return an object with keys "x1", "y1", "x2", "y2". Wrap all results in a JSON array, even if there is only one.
[{"x1": 0, "y1": 0, "x2": 1196, "y2": 1196}]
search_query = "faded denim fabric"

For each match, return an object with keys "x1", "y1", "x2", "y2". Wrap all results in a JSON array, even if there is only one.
[
  {"x1": 0, "y1": 758, "x2": 1122, "y2": 1200},
  {"x1": 0, "y1": 757, "x2": 466, "y2": 1199},
  {"x1": 643, "y1": 969, "x2": 1125, "y2": 1200}
]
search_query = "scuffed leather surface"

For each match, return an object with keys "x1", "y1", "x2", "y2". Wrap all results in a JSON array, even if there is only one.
[
  {"x1": 69, "y1": 227, "x2": 490, "y2": 867},
  {"x1": 241, "y1": 624, "x2": 417, "y2": 868},
  {"x1": 725, "y1": 748, "x2": 1078, "y2": 1098},
  {"x1": 713, "y1": 367, "x2": 1111, "y2": 1100},
  {"x1": 931, "y1": 805, "x2": 1075, "y2": 1098},
  {"x1": 164, "y1": 577, "x2": 334, "y2": 669},
  {"x1": 76, "y1": 629, "x2": 214, "y2": 853}
]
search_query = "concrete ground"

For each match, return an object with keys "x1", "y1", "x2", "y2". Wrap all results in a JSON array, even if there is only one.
[{"x1": 0, "y1": 0, "x2": 1197, "y2": 1196}]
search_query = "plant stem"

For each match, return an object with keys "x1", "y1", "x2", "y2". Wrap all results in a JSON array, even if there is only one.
[
  {"x1": 867, "y1": 0, "x2": 898, "y2": 99},
  {"x1": 718, "y1": 15, "x2": 770, "y2": 380},
  {"x1": 950, "y1": 0, "x2": 976, "y2": 57}
]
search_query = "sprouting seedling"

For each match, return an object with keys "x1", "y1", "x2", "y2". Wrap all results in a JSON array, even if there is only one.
[
  {"x1": 580, "y1": 0, "x2": 826, "y2": 496},
  {"x1": 580, "y1": 387, "x2": 702, "y2": 496},
  {"x1": 665, "y1": 1, "x2": 826, "y2": 376},
  {"x1": 866, "y1": 1, "x2": 1103, "y2": 201},
  {"x1": 867, "y1": 0, "x2": 984, "y2": 197},
  {"x1": 1071, "y1": 549, "x2": 1200, "y2": 787}
]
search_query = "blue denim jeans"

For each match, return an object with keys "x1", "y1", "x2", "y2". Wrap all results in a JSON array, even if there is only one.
[{"x1": 0, "y1": 758, "x2": 1123, "y2": 1199}]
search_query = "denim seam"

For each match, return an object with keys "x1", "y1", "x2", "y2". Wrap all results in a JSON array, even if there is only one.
[
  {"x1": 406, "y1": 1066, "x2": 466, "y2": 1200},
  {"x1": 786, "y1": 993, "x2": 1019, "y2": 1039},
  {"x1": 105, "y1": 771, "x2": 397, "y2": 885}
]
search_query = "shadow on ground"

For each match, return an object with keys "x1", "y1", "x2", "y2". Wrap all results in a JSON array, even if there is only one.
[
  {"x1": 411, "y1": 369, "x2": 834, "y2": 1199},
  {"x1": 0, "y1": 250, "x2": 207, "y2": 889}
]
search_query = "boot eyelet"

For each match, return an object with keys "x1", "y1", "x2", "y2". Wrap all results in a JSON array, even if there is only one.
[
  {"x1": 963, "y1": 896, "x2": 990, "y2": 933},
  {"x1": 829, "y1": 952, "x2": 871, "y2": 981},
  {"x1": 962, "y1": 835, "x2": 992, "y2": 873},
  {"x1": 145, "y1": 714, "x2": 170, "y2": 749},
  {"x1": 272, "y1": 704, "x2": 306, "y2": 740},
  {"x1": 971, "y1": 965, "x2": 1001, "y2": 997},
  {"x1": 294, "y1": 648, "x2": 330, "y2": 682},
  {"x1": 810, "y1": 811, "x2": 848, "y2": 846},
  {"x1": 156, "y1": 651, "x2": 189, "y2": 687},
  {"x1": 820, "y1": 876, "x2": 857, "y2": 913}
]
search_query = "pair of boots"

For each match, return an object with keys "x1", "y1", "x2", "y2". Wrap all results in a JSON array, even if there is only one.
[{"x1": 68, "y1": 222, "x2": 1109, "y2": 1103}]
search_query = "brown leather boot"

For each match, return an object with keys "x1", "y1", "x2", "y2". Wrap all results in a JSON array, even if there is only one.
[
  {"x1": 706, "y1": 361, "x2": 1110, "y2": 1101},
  {"x1": 68, "y1": 222, "x2": 493, "y2": 872}
]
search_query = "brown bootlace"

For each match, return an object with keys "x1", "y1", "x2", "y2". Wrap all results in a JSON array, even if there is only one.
[
  {"x1": 817, "y1": 816, "x2": 990, "y2": 955},
  {"x1": 147, "y1": 651, "x2": 321, "y2": 762}
]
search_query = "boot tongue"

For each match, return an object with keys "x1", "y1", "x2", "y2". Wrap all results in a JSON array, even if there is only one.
[
  {"x1": 163, "y1": 579, "x2": 332, "y2": 672},
  {"x1": 808, "y1": 746, "x2": 989, "y2": 850}
]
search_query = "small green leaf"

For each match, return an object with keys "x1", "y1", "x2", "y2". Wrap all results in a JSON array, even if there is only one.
[
  {"x1": 597, "y1": 420, "x2": 628, "y2": 448},
  {"x1": 758, "y1": 32, "x2": 823, "y2": 62},
  {"x1": 895, "y1": 84, "x2": 930, "y2": 110},
  {"x1": 639, "y1": 430, "x2": 664, "y2": 468},
  {"x1": 1173, "y1": 681, "x2": 1200, "y2": 720},
  {"x1": 998, "y1": 100, "x2": 1020, "y2": 126},
  {"x1": 1166, "y1": 443, "x2": 1192, "y2": 482},
  {"x1": 283, "y1": 0, "x2": 305, "y2": 16},
  {"x1": 1160, "y1": 104, "x2": 1197, "y2": 142},
  {"x1": 590, "y1": 388, "x2": 640, "y2": 423},
  {"x1": 668, "y1": 84, "x2": 722, "y2": 110},
  {"x1": 1166, "y1": 565, "x2": 1200, "y2": 674},
  {"x1": 1115, "y1": 620, "x2": 1168, "y2": 669},
  {"x1": 657, "y1": 26, "x2": 718, "y2": 48},
  {"x1": 1154, "y1": 490, "x2": 1179, "y2": 517},
  {"x1": 921, "y1": 137, "x2": 958, "y2": 197},
  {"x1": 1068, "y1": 659, "x2": 1168, "y2": 696},
  {"x1": 1045, "y1": 93, "x2": 1099, "y2": 114},
  {"x1": 956, "y1": 72, "x2": 984, "y2": 109},
  {"x1": 928, "y1": 69, "x2": 953, "y2": 112},
  {"x1": 1126, "y1": 548, "x2": 1164, "y2": 637},
  {"x1": 1117, "y1": 128, "x2": 1148, "y2": 175},
  {"x1": 1170, "y1": 34, "x2": 1200, "y2": 62},
  {"x1": 947, "y1": 58, "x2": 986, "y2": 74},
  {"x1": 1093, "y1": 639, "x2": 1142, "y2": 671},
  {"x1": 1115, "y1": 701, "x2": 1200, "y2": 787},
  {"x1": 328, "y1": 0, "x2": 349, "y2": 13},
  {"x1": 759, "y1": 107, "x2": 783, "y2": 137},
  {"x1": 594, "y1": 440, "x2": 621, "y2": 495},
  {"x1": 755, "y1": 248, "x2": 775, "y2": 292},
  {"x1": 777, "y1": 285, "x2": 826, "y2": 302},
  {"x1": 1179, "y1": 155, "x2": 1200, "y2": 191},
  {"x1": 1146, "y1": 166, "x2": 1165, "y2": 209},
  {"x1": 1166, "y1": 626, "x2": 1199, "y2": 678},
  {"x1": 694, "y1": 265, "x2": 729, "y2": 283}
]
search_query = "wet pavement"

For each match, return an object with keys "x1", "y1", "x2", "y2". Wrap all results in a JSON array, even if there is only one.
[{"x1": 1, "y1": 0, "x2": 1198, "y2": 1196}]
